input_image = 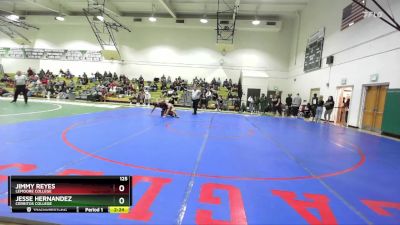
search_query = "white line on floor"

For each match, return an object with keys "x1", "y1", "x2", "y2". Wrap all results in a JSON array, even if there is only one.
[
  {"x1": 0, "y1": 104, "x2": 62, "y2": 117},
  {"x1": 0, "y1": 97, "x2": 120, "y2": 109}
]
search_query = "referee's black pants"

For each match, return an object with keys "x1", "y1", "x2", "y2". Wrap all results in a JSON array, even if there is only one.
[
  {"x1": 13, "y1": 85, "x2": 28, "y2": 103},
  {"x1": 192, "y1": 99, "x2": 200, "y2": 115}
]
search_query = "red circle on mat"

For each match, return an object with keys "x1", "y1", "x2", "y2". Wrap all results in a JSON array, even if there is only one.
[{"x1": 61, "y1": 121, "x2": 366, "y2": 181}]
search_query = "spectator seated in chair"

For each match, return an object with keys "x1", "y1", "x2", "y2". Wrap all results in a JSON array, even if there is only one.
[
  {"x1": 150, "y1": 82, "x2": 158, "y2": 92},
  {"x1": 137, "y1": 90, "x2": 145, "y2": 105},
  {"x1": 129, "y1": 90, "x2": 138, "y2": 104},
  {"x1": 167, "y1": 87, "x2": 175, "y2": 97},
  {"x1": 82, "y1": 74, "x2": 89, "y2": 85},
  {"x1": 59, "y1": 69, "x2": 66, "y2": 77},
  {"x1": 5, "y1": 67, "x2": 240, "y2": 113},
  {"x1": 0, "y1": 86, "x2": 12, "y2": 97},
  {"x1": 65, "y1": 69, "x2": 73, "y2": 79},
  {"x1": 298, "y1": 101, "x2": 312, "y2": 119},
  {"x1": 138, "y1": 75, "x2": 144, "y2": 86},
  {"x1": 0, "y1": 73, "x2": 11, "y2": 83}
]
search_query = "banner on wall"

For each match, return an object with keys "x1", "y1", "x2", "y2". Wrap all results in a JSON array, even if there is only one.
[
  {"x1": 304, "y1": 27, "x2": 325, "y2": 73},
  {"x1": 0, "y1": 47, "x2": 102, "y2": 62}
]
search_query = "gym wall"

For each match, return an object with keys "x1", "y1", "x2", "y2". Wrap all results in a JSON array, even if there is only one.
[
  {"x1": 0, "y1": 16, "x2": 294, "y2": 94},
  {"x1": 288, "y1": 0, "x2": 400, "y2": 127}
]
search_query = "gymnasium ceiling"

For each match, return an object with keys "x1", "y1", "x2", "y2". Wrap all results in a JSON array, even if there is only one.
[{"x1": 0, "y1": 0, "x2": 309, "y2": 20}]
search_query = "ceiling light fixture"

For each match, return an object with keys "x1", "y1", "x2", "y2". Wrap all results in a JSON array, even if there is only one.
[
  {"x1": 149, "y1": 3, "x2": 157, "y2": 22},
  {"x1": 6, "y1": 14, "x2": 19, "y2": 21},
  {"x1": 200, "y1": 18, "x2": 208, "y2": 24},
  {"x1": 96, "y1": 15, "x2": 104, "y2": 22},
  {"x1": 200, "y1": 4, "x2": 209, "y2": 24},
  {"x1": 55, "y1": 16, "x2": 65, "y2": 21},
  {"x1": 252, "y1": 19, "x2": 261, "y2": 25},
  {"x1": 54, "y1": 4, "x2": 65, "y2": 22},
  {"x1": 149, "y1": 16, "x2": 157, "y2": 22},
  {"x1": 103, "y1": 45, "x2": 117, "y2": 51}
]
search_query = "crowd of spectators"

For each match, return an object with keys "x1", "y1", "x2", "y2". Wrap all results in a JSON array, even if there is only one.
[
  {"x1": 0, "y1": 68, "x2": 241, "y2": 110},
  {"x1": 1, "y1": 68, "x2": 337, "y2": 121},
  {"x1": 245, "y1": 92, "x2": 335, "y2": 123}
]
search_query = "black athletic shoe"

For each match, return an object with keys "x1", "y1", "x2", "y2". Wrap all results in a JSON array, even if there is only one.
[{"x1": 10, "y1": 100, "x2": 16, "y2": 103}]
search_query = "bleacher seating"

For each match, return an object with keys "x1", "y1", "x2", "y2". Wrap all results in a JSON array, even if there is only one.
[{"x1": 0, "y1": 71, "x2": 239, "y2": 111}]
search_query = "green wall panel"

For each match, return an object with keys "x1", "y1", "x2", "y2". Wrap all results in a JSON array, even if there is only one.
[{"x1": 382, "y1": 89, "x2": 400, "y2": 136}]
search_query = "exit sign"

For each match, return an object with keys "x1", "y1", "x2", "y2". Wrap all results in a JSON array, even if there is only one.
[{"x1": 370, "y1": 74, "x2": 379, "y2": 82}]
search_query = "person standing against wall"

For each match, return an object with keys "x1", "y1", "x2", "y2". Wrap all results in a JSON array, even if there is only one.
[
  {"x1": 285, "y1": 94, "x2": 293, "y2": 116},
  {"x1": 314, "y1": 96, "x2": 324, "y2": 122},
  {"x1": 248, "y1": 95, "x2": 254, "y2": 113},
  {"x1": 292, "y1": 93, "x2": 302, "y2": 117},
  {"x1": 311, "y1": 93, "x2": 318, "y2": 120},
  {"x1": 324, "y1": 96, "x2": 335, "y2": 122},
  {"x1": 192, "y1": 86, "x2": 201, "y2": 115},
  {"x1": 344, "y1": 96, "x2": 350, "y2": 125},
  {"x1": 267, "y1": 94, "x2": 274, "y2": 113},
  {"x1": 272, "y1": 94, "x2": 282, "y2": 116},
  {"x1": 10, "y1": 71, "x2": 28, "y2": 104},
  {"x1": 254, "y1": 96, "x2": 260, "y2": 113},
  {"x1": 260, "y1": 93, "x2": 267, "y2": 114}
]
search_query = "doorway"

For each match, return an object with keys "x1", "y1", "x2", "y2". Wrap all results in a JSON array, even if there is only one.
[
  {"x1": 361, "y1": 85, "x2": 388, "y2": 132},
  {"x1": 247, "y1": 88, "x2": 261, "y2": 98},
  {"x1": 247, "y1": 88, "x2": 261, "y2": 110},
  {"x1": 335, "y1": 86, "x2": 353, "y2": 125}
]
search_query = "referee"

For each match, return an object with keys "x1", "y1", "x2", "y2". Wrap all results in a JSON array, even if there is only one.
[
  {"x1": 10, "y1": 71, "x2": 28, "y2": 104},
  {"x1": 191, "y1": 86, "x2": 201, "y2": 115}
]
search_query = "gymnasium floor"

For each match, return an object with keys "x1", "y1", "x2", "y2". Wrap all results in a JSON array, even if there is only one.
[{"x1": 0, "y1": 99, "x2": 399, "y2": 225}]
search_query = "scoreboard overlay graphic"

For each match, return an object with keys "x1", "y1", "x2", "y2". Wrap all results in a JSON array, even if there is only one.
[{"x1": 8, "y1": 176, "x2": 131, "y2": 213}]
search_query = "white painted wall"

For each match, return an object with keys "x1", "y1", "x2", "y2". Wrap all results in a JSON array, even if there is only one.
[
  {"x1": 0, "y1": 16, "x2": 294, "y2": 92},
  {"x1": 0, "y1": 23, "x2": 121, "y2": 75},
  {"x1": 288, "y1": 0, "x2": 400, "y2": 127},
  {"x1": 241, "y1": 70, "x2": 288, "y2": 100},
  {"x1": 1, "y1": 59, "x2": 40, "y2": 74},
  {"x1": 0, "y1": 31, "x2": 38, "y2": 73}
]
